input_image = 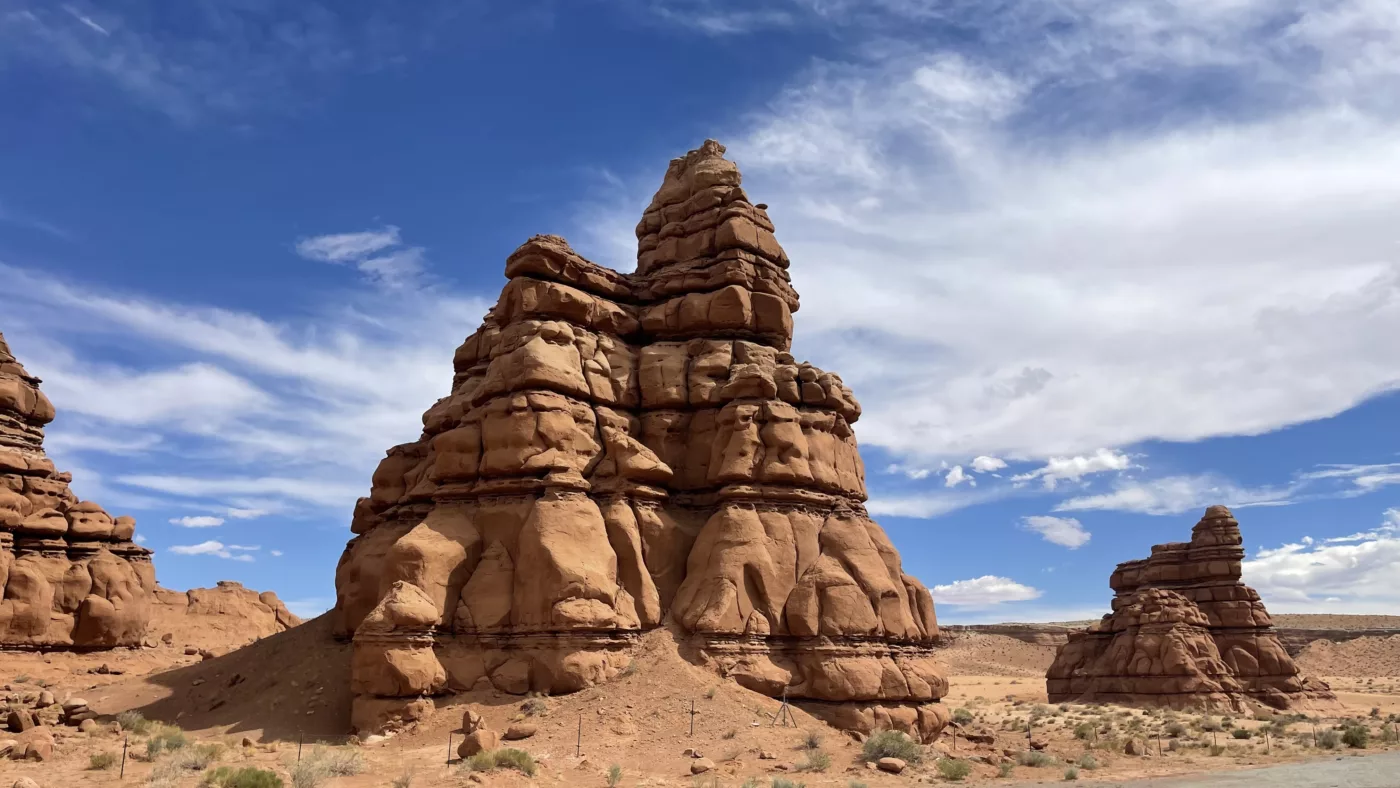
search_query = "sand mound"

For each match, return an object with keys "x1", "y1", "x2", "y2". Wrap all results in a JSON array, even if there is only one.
[
  {"x1": 88, "y1": 613, "x2": 351, "y2": 740},
  {"x1": 935, "y1": 632, "x2": 1057, "y2": 676},
  {"x1": 1295, "y1": 635, "x2": 1400, "y2": 678}
]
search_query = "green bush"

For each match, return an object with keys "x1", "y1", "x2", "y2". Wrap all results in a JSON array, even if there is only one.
[
  {"x1": 802, "y1": 730, "x2": 823, "y2": 750},
  {"x1": 848, "y1": 782, "x2": 869, "y2": 788},
  {"x1": 608, "y1": 764, "x2": 623, "y2": 787},
  {"x1": 771, "y1": 780, "x2": 806, "y2": 788},
  {"x1": 1017, "y1": 750, "x2": 1055, "y2": 768},
  {"x1": 1381, "y1": 723, "x2": 1399, "y2": 744},
  {"x1": 1073, "y1": 722, "x2": 1095, "y2": 740},
  {"x1": 463, "y1": 748, "x2": 538, "y2": 777},
  {"x1": 952, "y1": 708, "x2": 974, "y2": 725},
  {"x1": 89, "y1": 752, "x2": 118, "y2": 770},
  {"x1": 1076, "y1": 753, "x2": 1098, "y2": 770},
  {"x1": 1209, "y1": 745, "x2": 1225, "y2": 757},
  {"x1": 1342, "y1": 726, "x2": 1370, "y2": 749},
  {"x1": 998, "y1": 762, "x2": 1014, "y2": 778},
  {"x1": 118, "y1": 710, "x2": 154, "y2": 735},
  {"x1": 1064, "y1": 767, "x2": 1079, "y2": 781},
  {"x1": 1319, "y1": 729, "x2": 1342, "y2": 750},
  {"x1": 201, "y1": 767, "x2": 284, "y2": 788},
  {"x1": 521, "y1": 695, "x2": 548, "y2": 717},
  {"x1": 861, "y1": 730, "x2": 921, "y2": 764},
  {"x1": 1165, "y1": 722, "x2": 1187, "y2": 738},
  {"x1": 176, "y1": 743, "x2": 225, "y2": 771},
  {"x1": 145, "y1": 725, "x2": 189, "y2": 759},
  {"x1": 797, "y1": 750, "x2": 831, "y2": 772},
  {"x1": 937, "y1": 758, "x2": 972, "y2": 781},
  {"x1": 391, "y1": 768, "x2": 413, "y2": 788},
  {"x1": 1231, "y1": 729, "x2": 1251, "y2": 740}
]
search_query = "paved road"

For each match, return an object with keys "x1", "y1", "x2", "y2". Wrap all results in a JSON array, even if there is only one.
[{"x1": 1088, "y1": 752, "x2": 1400, "y2": 787}]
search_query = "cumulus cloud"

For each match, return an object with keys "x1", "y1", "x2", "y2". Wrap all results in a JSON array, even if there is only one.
[
  {"x1": 1012, "y1": 450, "x2": 1134, "y2": 490},
  {"x1": 1243, "y1": 508, "x2": 1400, "y2": 613},
  {"x1": 165, "y1": 541, "x2": 258, "y2": 562},
  {"x1": 971, "y1": 456, "x2": 1006, "y2": 473},
  {"x1": 168, "y1": 516, "x2": 223, "y2": 528},
  {"x1": 1054, "y1": 474, "x2": 1297, "y2": 516},
  {"x1": 931, "y1": 576, "x2": 1043, "y2": 607},
  {"x1": 1021, "y1": 515, "x2": 1091, "y2": 549},
  {"x1": 944, "y1": 465, "x2": 973, "y2": 488}
]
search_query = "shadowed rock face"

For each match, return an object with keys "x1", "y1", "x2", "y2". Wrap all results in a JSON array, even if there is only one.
[
  {"x1": 1046, "y1": 506, "x2": 1336, "y2": 712},
  {"x1": 333, "y1": 141, "x2": 949, "y2": 740},
  {"x1": 0, "y1": 332, "x2": 154, "y2": 648}
]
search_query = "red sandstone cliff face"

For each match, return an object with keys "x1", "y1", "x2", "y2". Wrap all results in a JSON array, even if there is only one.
[
  {"x1": 0, "y1": 332, "x2": 154, "y2": 648},
  {"x1": 333, "y1": 141, "x2": 948, "y2": 740},
  {"x1": 1046, "y1": 506, "x2": 1336, "y2": 712}
]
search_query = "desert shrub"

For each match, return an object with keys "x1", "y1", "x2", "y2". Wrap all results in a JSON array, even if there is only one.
[
  {"x1": 937, "y1": 758, "x2": 972, "y2": 781},
  {"x1": 1017, "y1": 750, "x2": 1055, "y2": 768},
  {"x1": 608, "y1": 764, "x2": 623, "y2": 787},
  {"x1": 952, "y1": 708, "x2": 974, "y2": 725},
  {"x1": 1319, "y1": 729, "x2": 1342, "y2": 750},
  {"x1": 1208, "y1": 745, "x2": 1225, "y2": 757},
  {"x1": 464, "y1": 748, "x2": 538, "y2": 777},
  {"x1": 1076, "y1": 753, "x2": 1098, "y2": 770},
  {"x1": 521, "y1": 694, "x2": 548, "y2": 716},
  {"x1": 201, "y1": 767, "x2": 284, "y2": 788},
  {"x1": 146, "y1": 726, "x2": 189, "y2": 759},
  {"x1": 118, "y1": 710, "x2": 154, "y2": 735},
  {"x1": 1073, "y1": 722, "x2": 1095, "y2": 740},
  {"x1": 90, "y1": 752, "x2": 118, "y2": 770},
  {"x1": 391, "y1": 768, "x2": 413, "y2": 788},
  {"x1": 1165, "y1": 722, "x2": 1187, "y2": 738},
  {"x1": 1200, "y1": 717, "x2": 1222, "y2": 732},
  {"x1": 705, "y1": 686, "x2": 717, "y2": 699},
  {"x1": 1063, "y1": 767, "x2": 1079, "y2": 781},
  {"x1": 848, "y1": 782, "x2": 869, "y2": 788},
  {"x1": 1342, "y1": 726, "x2": 1370, "y2": 749},
  {"x1": 1371, "y1": 707, "x2": 1381, "y2": 719},
  {"x1": 619, "y1": 660, "x2": 639, "y2": 678},
  {"x1": 998, "y1": 762, "x2": 1014, "y2": 778},
  {"x1": 861, "y1": 730, "x2": 921, "y2": 764},
  {"x1": 175, "y1": 743, "x2": 225, "y2": 771},
  {"x1": 722, "y1": 728, "x2": 738, "y2": 740},
  {"x1": 1231, "y1": 729, "x2": 1252, "y2": 740},
  {"x1": 797, "y1": 749, "x2": 831, "y2": 772},
  {"x1": 802, "y1": 730, "x2": 823, "y2": 750},
  {"x1": 147, "y1": 760, "x2": 185, "y2": 788},
  {"x1": 1381, "y1": 723, "x2": 1399, "y2": 744},
  {"x1": 771, "y1": 780, "x2": 806, "y2": 788}
]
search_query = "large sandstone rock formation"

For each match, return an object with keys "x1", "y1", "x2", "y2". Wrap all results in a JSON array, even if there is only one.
[
  {"x1": 334, "y1": 140, "x2": 948, "y2": 740},
  {"x1": 151, "y1": 580, "x2": 301, "y2": 648},
  {"x1": 1046, "y1": 506, "x2": 1335, "y2": 712},
  {"x1": 0, "y1": 332, "x2": 154, "y2": 647}
]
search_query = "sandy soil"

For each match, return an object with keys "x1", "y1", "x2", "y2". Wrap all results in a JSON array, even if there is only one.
[
  {"x1": 1270, "y1": 615, "x2": 1400, "y2": 630},
  {"x1": 5, "y1": 624, "x2": 1399, "y2": 787}
]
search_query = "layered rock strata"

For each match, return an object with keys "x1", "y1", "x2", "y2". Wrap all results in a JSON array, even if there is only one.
[
  {"x1": 1046, "y1": 506, "x2": 1335, "y2": 711},
  {"x1": 0, "y1": 332, "x2": 154, "y2": 648},
  {"x1": 334, "y1": 141, "x2": 948, "y2": 739}
]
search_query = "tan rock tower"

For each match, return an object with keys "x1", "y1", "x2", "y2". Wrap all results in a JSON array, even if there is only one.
[
  {"x1": 1047, "y1": 505, "x2": 1336, "y2": 711},
  {"x1": 0, "y1": 331, "x2": 154, "y2": 647},
  {"x1": 334, "y1": 141, "x2": 948, "y2": 739}
]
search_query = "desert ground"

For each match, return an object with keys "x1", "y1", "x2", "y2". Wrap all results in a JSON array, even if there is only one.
[{"x1": 4, "y1": 615, "x2": 1400, "y2": 788}]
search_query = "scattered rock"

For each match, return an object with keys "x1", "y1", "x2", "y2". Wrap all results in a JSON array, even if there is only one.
[
  {"x1": 77, "y1": 719, "x2": 99, "y2": 734},
  {"x1": 35, "y1": 692, "x2": 54, "y2": 708},
  {"x1": 13, "y1": 778, "x2": 40, "y2": 788},
  {"x1": 161, "y1": 632, "x2": 174, "y2": 644},
  {"x1": 0, "y1": 740, "x2": 15, "y2": 757},
  {"x1": 241, "y1": 736, "x2": 256, "y2": 748},
  {"x1": 12, "y1": 726, "x2": 54, "y2": 761},
  {"x1": 503, "y1": 723, "x2": 536, "y2": 741},
  {"x1": 1125, "y1": 738, "x2": 1144, "y2": 756},
  {"x1": 5, "y1": 709, "x2": 33, "y2": 733},
  {"x1": 184, "y1": 646, "x2": 200, "y2": 656},
  {"x1": 877, "y1": 757, "x2": 907, "y2": 774},
  {"x1": 690, "y1": 758, "x2": 715, "y2": 775},
  {"x1": 758, "y1": 750, "x2": 777, "y2": 760},
  {"x1": 683, "y1": 747, "x2": 703, "y2": 758}
]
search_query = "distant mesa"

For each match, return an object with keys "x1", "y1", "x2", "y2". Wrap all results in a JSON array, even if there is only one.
[
  {"x1": 0, "y1": 331, "x2": 154, "y2": 648},
  {"x1": 1046, "y1": 505, "x2": 1338, "y2": 712},
  {"x1": 334, "y1": 140, "x2": 949, "y2": 741}
]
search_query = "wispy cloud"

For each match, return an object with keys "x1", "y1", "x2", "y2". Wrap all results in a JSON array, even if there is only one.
[
  {"x1": 1054, "y1": 474, "x2": 1299, "y2": 515},
  {"x1": 166, "y1": 540, "x2": 259, "y2": 562},
  {"x1": 169, "y1": 516, "x2": 224, "y2": 528},
  {"x1": 1012, "y1": 450, "x2": 1135, "y2": 490},
  {"x1": 931, "y1": 575, "x2": 1043, "y2": 608},
  {"x1": 295, "y1": 226, "x2": 427, "y2": 289},
  {"x1": 1021, "y1": 515, "x2": 1091, "y2": 549}
]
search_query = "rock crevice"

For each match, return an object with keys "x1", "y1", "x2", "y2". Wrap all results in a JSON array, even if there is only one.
[{"x1": 334, "y1": 141, "x2": 948, "y2": 740}]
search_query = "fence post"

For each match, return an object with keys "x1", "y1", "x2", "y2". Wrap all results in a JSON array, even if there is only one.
[
  {"x1": 120, "y1": 736, "x2": 128, "y2": 778},
  {"x1": 577, "y1": 712, "x2": 582, "y2": 757},
  {"x1": 689, "y1": 700, "x2": 696, "y2": 737},
  {"x1": 298, "y1": 730, "x2": 304, "y2": 763},
  {"x1": 447, "y1": 731, "x2": 453, "y2": 764}
]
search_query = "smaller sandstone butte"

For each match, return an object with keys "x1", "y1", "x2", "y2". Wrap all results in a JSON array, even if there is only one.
[
  {"x1": 152, "y1": 581, "x2": 301, "y2": 647},
  {"x1": 1047, "y1": 505, "x2": 1336, "y2": 712},
  {"x1": 0, "y1": 331, "x2": 154, "y2": 648}
]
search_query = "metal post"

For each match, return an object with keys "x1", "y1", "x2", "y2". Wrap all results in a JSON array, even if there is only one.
[
  {"x1": 1157, "y1": 734, "x2": 1162, "y2": 756},
  {"x1": 1313, "y1": 725, "x2": 1317, "y2": 747},
  {"x1": 298, "y1": 730, "x2": 304, "y2": 762},
  {"x1": 953, "y1": 727, "x2": 957, "y2": 751},
  {"x1": 577, "y1": 712, "x2": 582, "y2": 756},
  {"x1": 1266, "y1": 731, "x2": 1270, "y2": 754},
  {"x1": 447, "y1": 732, "x2": 453, "y2": 764},
  {"x1": 120, "y1": 737, "x2": 127, "y2": 778},
  {"x1": 689, "y1": 700, "x2": 696, "y2": 737}
]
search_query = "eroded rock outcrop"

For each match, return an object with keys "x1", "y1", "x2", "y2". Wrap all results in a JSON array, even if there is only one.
[
  {"x1": 1046, "y1": 505, "x2": 1336, "y2": 712},
  {"x1": 334, "y1": 141, "x2": 947, "y2": 740},
  {"x1": 0, "y1": 332, "x2": 154, "y2": 648}
]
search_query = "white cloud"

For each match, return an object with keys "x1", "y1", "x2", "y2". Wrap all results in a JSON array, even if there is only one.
[
  {"x1": 1300, "y1": 462, "x2": 1400, "y2": 495},
  {"x1": 971, "y1": 456, "x2": 1006, "y2": 473},
  {"x1": 1012, "y1": 449, "x2": 1134, "y2": 490},
  {"x1": 1243, "y1": 508, "x2": 1400, "y2": 613},
  {"x1": 295, "y1": 226, "x2": 426, "y2": 288},
  {"x1": 226, "y1": 508, "x2": 269, "y2": 520},
  {"x1": 120, "y1": 475, "x2": 364, "y2": 509},
  {"x1": 1054, "y1": 474, "x2": 1296, "y2": 515},
  {"x1": 169, "y1": 516, "x2": 224, "y2": 528},
  {"x1": 1021, "y1": 515, "x2": 1091, "y2": 549},
  {"x1": 270, "y1": 550, "x2": 284, "y2": 557},
  {"x1": 931, "y1": 575, "x2": 1043, "y2": 607},
  {"x1": 943, "y1": 465, "x2": 973, "y2": 488},
  {"x1": 586, "y1": 0, "x2": 1400, "y2": 463},
  {"x1": 866, "y1": 488, "x2": 1007, "y2": 519},
  {"x1": 166, "y1": 540, "x2": 258, "y2": 562},
  {"x1": 883, "y1": 462, "x2": 933, "y2": 480}
]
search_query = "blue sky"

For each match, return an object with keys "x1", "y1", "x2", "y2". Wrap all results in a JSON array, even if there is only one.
[{"x1": 3, "y1": 0, "x2": 1400, "y2": 622}]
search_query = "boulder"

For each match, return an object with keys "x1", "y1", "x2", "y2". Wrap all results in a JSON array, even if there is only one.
[
  {"x1": 77, "y1": 719, "x2": 99, "y2": 733},
  {"x1": 5, "y1": 709, "x2": 33, "y2": 733},
  {"x1": 690, "y1": 758, "x2": 715, "y2": 775},
  {"x1": 503, "y1": 723, "x2": 536, "y2": 740},
  {"x1": 457, "y1": 729, "x2": 499, "y2": 758},
  {"x1": 12, "y1": 726, "x2": 53, "y2": 761},
  {"x1": 13, "y1": 779, "x2": 40, "y2": 788},
  {"x1": 877, "y1": 757, "x2": 906, "y2": 774}
]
